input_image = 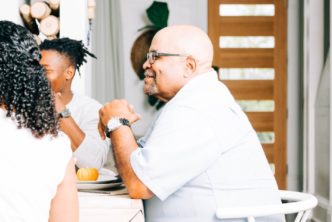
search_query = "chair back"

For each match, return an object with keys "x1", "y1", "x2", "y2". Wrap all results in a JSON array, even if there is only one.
[{"x1": 216, "y1": 190, "x2": 318, "y2": 222}]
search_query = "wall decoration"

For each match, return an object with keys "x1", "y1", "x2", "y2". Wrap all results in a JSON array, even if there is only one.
[
  {"x1": 20, "y1": 0, "x2": 60, "y2": 43},
  {"x1": 19, "y1": 0, "x2": 96, "y2": 45}
]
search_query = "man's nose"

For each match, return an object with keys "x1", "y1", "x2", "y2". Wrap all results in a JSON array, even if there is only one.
[{"x1": 143, "y1": 59, "x2": 151, "y2": 70}]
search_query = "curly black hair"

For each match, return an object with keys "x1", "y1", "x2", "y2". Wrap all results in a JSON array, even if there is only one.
[
  {"x1": 0, "y1": 20, "x2": 58, "y2": 138},
  {"x1": 39, "y1": 37, "x2": 96, "y2": 75}
]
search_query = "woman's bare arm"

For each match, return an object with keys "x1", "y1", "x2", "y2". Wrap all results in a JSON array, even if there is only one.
[{"x1": 49, "y1": 158, "x2": 79, "y2": 222}]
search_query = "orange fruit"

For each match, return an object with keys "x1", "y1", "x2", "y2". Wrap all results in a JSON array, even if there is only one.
[{"x1": 77, "y1": 168, "x2": 99, "y2": 181}]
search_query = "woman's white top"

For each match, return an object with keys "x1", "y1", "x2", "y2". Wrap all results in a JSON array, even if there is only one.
[{"x1": 0, "y1": 109, "x2": 72, "y2": 222}]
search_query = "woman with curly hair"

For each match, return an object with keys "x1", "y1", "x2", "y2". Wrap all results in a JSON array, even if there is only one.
[
  {"x1": 0, "y1": 21, "x2": 78, "y2": 222},
  {"x1": 39, "y1": 38, "x2": 109, "y2": 170}
]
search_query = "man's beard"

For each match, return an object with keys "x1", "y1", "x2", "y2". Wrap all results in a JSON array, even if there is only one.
[
  {"x1": 144, "y1": 78, "x2": 158, "y2": 96},
  {"x1": 144, "y1": 70, "x2": 158, "y2": 96}
]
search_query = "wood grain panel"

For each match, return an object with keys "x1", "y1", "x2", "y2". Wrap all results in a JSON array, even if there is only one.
[
  {"x1": 262, "y1": 143, "x2": 274, "y2": 163},
  {"x1": 272, "y1": 0, "x2": 287, "y2": 190},
  {"x1": 246, "y1": 112, "x2": 274, "y2": 131},
  {"x1": 222, "y1": 80, "x2": 273, "y2": 99},
  {"x1": 219, "y1": 16, "x2": 273, "y2": 36},
  {"x1": 220, "y1": 0, "x2": 274, "y2": 4},
  {"x1": 209, "y1": 0, "x2": 287, "y2": 190},
  {"x1": 208, "y1": 0, "x2": 221, "y2": 66},
  {"x1": 216, "y1": 48, "x2": 274, "y2": 68}
]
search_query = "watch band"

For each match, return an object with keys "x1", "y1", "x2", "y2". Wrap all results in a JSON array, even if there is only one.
[
  {"x1": 119, "y1": 118, "x2": 130, "y2": 127},
  {"x1": 105, "y1": 117, "x2": 131, "y2": 138},
  {"x1": 59, "y1": 108, "x2": 71, "y2": 118}
]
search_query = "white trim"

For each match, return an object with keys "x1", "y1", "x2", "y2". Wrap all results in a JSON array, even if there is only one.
[
  {"x1": 304, "y1": 1, "x2": 331, "y2": 221},
  {"x1": 287, "y1": 0, "x2": 302, "y2": 191},
  {"x1": 315, "y1": 194, "x2": 332, "y2": 212},
  {"x1": 303, "y1": 0, "x2": 325, "y2": 195}
]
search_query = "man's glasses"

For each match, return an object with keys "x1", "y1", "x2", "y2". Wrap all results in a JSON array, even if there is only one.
[{"x1": 146, "y1": 51, "x2": 188, "y2": 64}]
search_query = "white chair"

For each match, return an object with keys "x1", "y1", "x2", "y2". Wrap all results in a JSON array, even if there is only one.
[{"x1": 216, "y1": 190, "x2": 318, "y2": 222}]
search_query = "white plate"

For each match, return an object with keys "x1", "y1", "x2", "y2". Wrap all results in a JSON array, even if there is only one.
[
  {"x1": 77, "y1": 174, "x2": 120, "y2": 184},
  {"x1": 76, "y1": 168, "x2": 122, "y2": 190},
  {"x1": 77, "y1": 181, "x2": 123, "y2": 190}
]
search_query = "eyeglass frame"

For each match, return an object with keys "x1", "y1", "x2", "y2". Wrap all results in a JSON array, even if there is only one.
[{"x1": 146, "y1": 50, "x2": 189, "y2": 64}]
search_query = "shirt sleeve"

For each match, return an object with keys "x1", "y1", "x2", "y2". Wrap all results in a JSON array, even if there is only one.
[
  {"x1": 74, "y1": 132, "x2": 109, "y2": 169},
  {"x1": 72, "y1": 101, "x2": 109, "y2": 170},
  {"x1": 130, "y1": 104, "x2": 222, "y2": 201}
]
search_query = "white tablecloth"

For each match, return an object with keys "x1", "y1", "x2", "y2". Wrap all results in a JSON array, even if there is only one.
[{"x1": 79, "y1": 191, "x2": 144, "y2": 222}]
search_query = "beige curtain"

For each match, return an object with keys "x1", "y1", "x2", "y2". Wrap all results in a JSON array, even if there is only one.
[{"x1": 91, "y1": 0, "x2": 124, "y2": 104}]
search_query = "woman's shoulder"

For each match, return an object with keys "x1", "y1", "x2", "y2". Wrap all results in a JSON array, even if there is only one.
[
  {"x1": 42, "y1": 132, "x2": 72, "y2": 158},
  {"x1": 41, "y1": 133, "x2": 72, "y2": 177}
]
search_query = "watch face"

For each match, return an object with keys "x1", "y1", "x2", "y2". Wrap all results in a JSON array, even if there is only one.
[
  {"x1": 107, "y1": 118, "x2": 122, "y2": 131},
  {"x1": 105, "y1": 117, "x2": 131, "y2": 138},
  {"x1": 59, "y1": 108, "x2": 71, "y2": 118}
]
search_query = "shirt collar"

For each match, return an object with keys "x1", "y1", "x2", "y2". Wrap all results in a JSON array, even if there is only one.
[{"x1": 173, "y1": 69, "x2": 218, "y2": 99}]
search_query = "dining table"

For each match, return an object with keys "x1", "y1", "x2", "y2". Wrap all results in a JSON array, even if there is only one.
[{"x1": 78, "y1": 186, "x2": 145, "y2": 222}]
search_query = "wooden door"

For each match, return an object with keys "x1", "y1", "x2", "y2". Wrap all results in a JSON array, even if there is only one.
[{"x1": 208, "y1": 0, "x2": 288, "y2": 189}]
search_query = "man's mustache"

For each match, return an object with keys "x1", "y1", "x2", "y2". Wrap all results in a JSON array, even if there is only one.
[{"x1": 144, "y1": 70, "x2": 156, "y2": 78}]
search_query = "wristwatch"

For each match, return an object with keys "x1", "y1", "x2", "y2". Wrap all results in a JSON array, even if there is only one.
[
  {"x1": 105, "y1": 117, "x2": 131, "y2": 138},
  {"x1": 59, "y1": 108, "x2": 71, "y2": 118}
]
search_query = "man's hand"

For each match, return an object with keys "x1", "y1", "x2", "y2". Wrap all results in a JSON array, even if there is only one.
[
  {"x1": 54, "y1": 92, "x2": 66, "y2": 113},
  {"x1": 97, "y1": 100, "x2": 153, "y2": 199},
  {"x1": 98, "y1": 99, "x2": 141, "y2": 139}
]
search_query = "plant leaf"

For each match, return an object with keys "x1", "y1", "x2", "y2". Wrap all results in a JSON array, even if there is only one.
[
  {"x1": 146, "y1": 1, "x2": 169, "y2": 29},
  {"x1": 137, "y1": 25, "x2": 159, "y2": 32}
]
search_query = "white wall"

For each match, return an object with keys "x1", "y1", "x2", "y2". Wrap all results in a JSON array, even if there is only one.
[
  {"x1": 0, "y1": 0, "x2": 25, "y2": 24},
  {"x1": 119, "y1": 0, "x2": 207, "y2": 136},
  {"x1": 60, "y1": 0, "x2": 90, "y2": 96}
]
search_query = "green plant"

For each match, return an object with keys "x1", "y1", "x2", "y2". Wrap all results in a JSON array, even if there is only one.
[{"x1": 140, "y1": 1, "x2": 169, "y2": 31}]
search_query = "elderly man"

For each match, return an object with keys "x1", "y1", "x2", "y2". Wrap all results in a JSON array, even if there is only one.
[{"x1": 99, "y1": 25, "x2": 283, "y2": 222}]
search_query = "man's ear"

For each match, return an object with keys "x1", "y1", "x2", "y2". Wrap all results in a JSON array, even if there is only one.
[
  {"x1": 185, "y1": 56, "x2": 197, "y2": 74},
  {"x1": 65, "y1": 65, "x2": 75, "y2": 80}
]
